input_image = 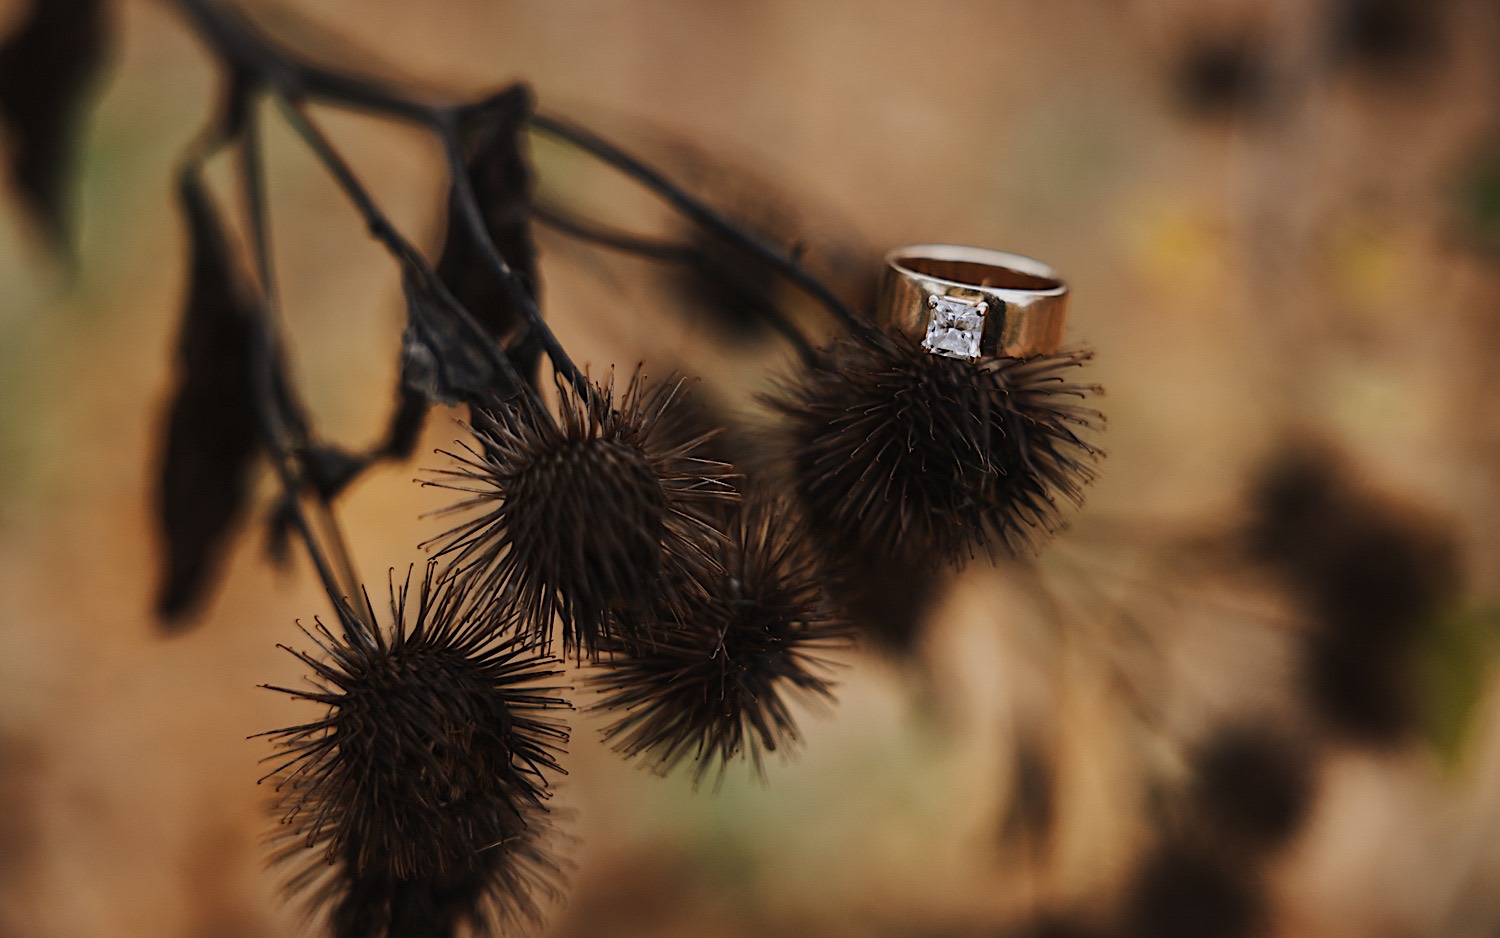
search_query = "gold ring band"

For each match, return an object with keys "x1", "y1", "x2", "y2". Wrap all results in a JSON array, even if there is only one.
[{"x1": 876, "y1": 245, "x2": 1069, "y2": 360}]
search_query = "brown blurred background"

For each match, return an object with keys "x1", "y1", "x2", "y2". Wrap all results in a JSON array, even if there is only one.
[{"x1": 3, "y1": 0, "x2": 1500, "y2": 935}]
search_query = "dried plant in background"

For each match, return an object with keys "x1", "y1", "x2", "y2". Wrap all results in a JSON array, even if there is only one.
[
  {"x1": 0, "y1": 0, "x2": 106, "y2": 251},
  {"x1": 1245, "y1": 445, "x2": 1462, "y2": 744},
  {"x1": 0, "y1": 0, "x2": 1113, "y2": 932}
]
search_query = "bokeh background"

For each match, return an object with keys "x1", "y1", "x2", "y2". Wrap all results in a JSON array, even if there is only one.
[{"x1": 3, "y1": 0, "x2": 1500, "y2": 935}]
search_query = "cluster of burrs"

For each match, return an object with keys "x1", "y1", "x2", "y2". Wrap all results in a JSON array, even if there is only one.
[{"x1": 14, "y1": 0, "x2": 1107, "y2": 933}]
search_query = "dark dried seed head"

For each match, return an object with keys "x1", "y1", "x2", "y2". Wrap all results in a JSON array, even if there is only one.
[
  {"x1": 591, "y1": 497, "x2": 851, "y2": 786},
  {"x1": 426, "y1": 369, "x2": 738, "y2": 658},
  {"x1": 1120, "y1": 840, "x2": 1264, "y2": 938},
  {"x1": 770, "y1": 327, "x2": 1103, "y2": 567},
  {"x1": 1244, "y1": 443, "x2": 1462, "y2": 743},
  {"x1": 299, "y1": 798, "x2": 568, "y2": 938},
  {"x1": 816, "y1": 538, "x2": 943, "y2": 657},
  {"x1": 1246, "y1": 444, "x2": 1459, "y2": 642},
  {"x1": 260, "y1": 565, "x2": 570, "y2": 934},
  {"x1": 1189, "y1": 723, "x2": 1316, "y2": 858}
]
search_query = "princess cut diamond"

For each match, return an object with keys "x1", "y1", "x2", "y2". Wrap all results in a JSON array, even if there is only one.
[{"x1": 923, "y1": 294, "x2": 989, "y2": 360}]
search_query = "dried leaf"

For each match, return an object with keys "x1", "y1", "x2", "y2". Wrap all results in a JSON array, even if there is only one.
[
  {"x1": 301, "y1": 443, "x2": 366, "y2": 501},
  {"x1": 154, "y1": 173, "x2": 261, "y2": 626},
  {"x1": 266, "y1": 264, "x2": 497, "y2": 534},
  {"x1": 260, "y1": 443, "x2": 365, "y2": 569},
  {"x1": 400, "y1": 267, "x2": 515, "y2": 407},
  {"x1": 0, "y1": 0, "x2": 108, "y2": 249},
  {"x1": 374, "y1": 384, "x2": 428, "y2": 460},
  {"x1": 434, "y1": 84, "x2": 541, "y2": 385}
]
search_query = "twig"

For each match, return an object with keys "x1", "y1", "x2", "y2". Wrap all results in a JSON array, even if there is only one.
[
  {"x1": 535, "y1": 203, "x2": 819, "y2": 365},
  {"x1": 275, "y1": 95, "x2": 542, "y2": 410},
  {"x1": 235, "y1": 96, "x2": 374, "y2": 634},
  {"x1": 437, "y1": 112, "x2": 589, "y2": 397},
  {"x1": 172, "y1": 0, "x2": 434, "y2": 122},
  {"x1": 171, "y1": 0, "x2": 581, "y2": 394},
  {"x1": 529, "y1": 112, "x2": 865, "y2": 332},
  {"x1": 172, "y1": 0, "x2": 862, "y2": 378}
]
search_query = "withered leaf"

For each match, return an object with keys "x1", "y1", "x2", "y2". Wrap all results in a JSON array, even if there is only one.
[
  {"x1": 265, "y1": 266, "x2": 493, "y2": 538},
  {"x1": 301, "y1": 443, "x2": 365, "y2": 502},
  {"x1": 0, "y1": 0, "x2": 108, "y2": 249},
  {"x1": 400, "y1": 267, "x2": 514, "y2": 408},
  {"x1": 434, "y1": 83, "x2": 541, "y2": 386},
  {"x1": 260, "y1": 442, "x2": 363, "y2": 566},
  {"x1": 374, "y1": 384, "x2": 428, "y2": 460},
  {"x1": 154, "y1": 173, "x2": 261, "y2": 626}
]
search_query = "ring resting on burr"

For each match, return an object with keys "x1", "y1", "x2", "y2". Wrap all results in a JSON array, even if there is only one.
[{"x1": 877, "y1": 245, "x2": 1069, "y2": 360}]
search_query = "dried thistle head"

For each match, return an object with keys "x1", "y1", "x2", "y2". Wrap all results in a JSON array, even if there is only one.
[
  {"x1": 1119, "y1": 840, "x2": 1265, "y2": 938},
  {"x1": 770, "y1": 326, "x2": 1103, "y2": 566},
  {"x1": 426, "y1": 369, "x2": 738, "y2": 659},
  {"x1": 591, "y1": 497, "x2": 851, "y2": 786},
  {"x1": 261, "y1": 565, "x2": 570, "y2": 935},
  {"x1": 1244, "y1": 443, "x2": 1461, "y2": 743},
  {"x1": 1189, "y1": 723, "x2": 1315, "y2": 859}
]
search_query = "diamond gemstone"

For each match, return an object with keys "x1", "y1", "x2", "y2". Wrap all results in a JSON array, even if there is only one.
[{"x1": 923, "y1": 295, "x2": 989, "y2": 360}]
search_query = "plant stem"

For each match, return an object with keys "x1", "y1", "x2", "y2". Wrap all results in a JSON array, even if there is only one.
[
  {"x1": 275, "y1": 95, "x2": 541, "y2": 409},
  {"x1": 172, "y1": 0, "x2": 862, "y2": 361},
  {"x1": 529, "y1": 112, "x2": 865, "y2": 332},
  {"x1": 172, "y1": 0, "x2": 433, "y2": 122},
  {"x1": 236, "y1": 98, "x2": 374, "y2": 633},
  {"x1": 171, "y1": 0, "x2": 580, "y2": 393},
  {"x1": 437, "y1": 113, "x2": 589, "y2": 397},
  {"x1": 535, "y1": 204, "x2": 819, "y2": 365}
]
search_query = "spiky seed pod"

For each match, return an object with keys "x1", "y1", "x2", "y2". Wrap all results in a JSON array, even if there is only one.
[
  {"x1": 261, "y1": 565, "x2": 570, "y2": 937},
  {"x1": 425, "y1": 369, "x2": 738, "y2": 659},
  {"x1": 299, "y1": 802, "x2": 566, "y2": 938},
  {"x1": 770, "y1": 326, "x2": 1103, "y2": 566},
  {"x1": 591, "y1": 497, "x2": 851, "y2": 785},
  {"x1": 768, "y1": 328, "x2": 1098, "y2": 654}
]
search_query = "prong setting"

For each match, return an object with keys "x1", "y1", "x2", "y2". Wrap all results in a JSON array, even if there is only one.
[{"x1": 922, "y1": 294, "x2": 989, "y2": 360}]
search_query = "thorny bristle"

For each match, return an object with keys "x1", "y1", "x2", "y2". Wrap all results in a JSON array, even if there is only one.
[
  {"x1": 770, "y1": 327, "x2": 1103, "y2": 567},
  {"x1": 259, "y1": 565, "x2": 571, "y2": 936},
  {"x1": 309, "y1": 802, "x2": 568, "y2": 938},
  {"x1": 591, "y1": 497, "x2": 852, "y2": 786},
  {"x1": 286, "y1": 800, "x2": 568, "y2": 938},
  {"x1": 424, "y1": 368, "x2": 739, "y2": 659}
]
